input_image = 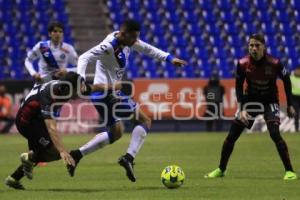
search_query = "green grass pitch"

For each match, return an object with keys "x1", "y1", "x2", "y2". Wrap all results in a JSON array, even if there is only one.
[{"x1": 0, "y1": 132, "x2": 300, "y2": 200}]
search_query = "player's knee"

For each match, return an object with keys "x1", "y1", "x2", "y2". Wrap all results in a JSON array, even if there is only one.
[
  {"x1": 224, "y1": 136, "x2": 236, "y2": 145},
  {"x1": 267, "y1": 122, "x2": 282, "y2": 143},
  {"x1": 136, "y1": 116, "x2": 151, "y2": 130},
  {"x1": 112, "y1": 131, "x2": 122, "y2": 142},
  {"x1": 110, "y1": 125, "x2": 124, "y2": 143},
  {"x1": 144, "y1": 117, "x2": 152, "y2": 130}
]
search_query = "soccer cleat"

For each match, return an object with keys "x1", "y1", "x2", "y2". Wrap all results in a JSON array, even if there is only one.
[
  {"x1": 67, "y1": 150, "x2": 81, "y2": 177},
  {"x1": 204, "y1": 168, "x2": 225, "y2": 178},
  {"x1": 5, "y1": 176, "x2": 25, "y2": 190},
  {"x1": 67, "y1": 162, "x2": 79, "y2": 177},
  {"x1": 118, "y1": 155, "x2": 136, "y2": 182},
  {"x1": 20, "y1": 152, "x2": 34, "y2": 180},
  {"x1": 283, "y1": 171, "x2": 297, "y2": 180}
]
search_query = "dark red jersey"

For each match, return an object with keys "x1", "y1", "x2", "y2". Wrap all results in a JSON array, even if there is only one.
[
  {"x1": 236, "y1": 54, "x2": 292, "y2": 106},
  {"x1": 16, "y1": 80, "x2": 68, "y2": 126}
]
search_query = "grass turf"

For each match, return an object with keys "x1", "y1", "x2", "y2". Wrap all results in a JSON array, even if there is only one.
[{"x1": 0, "y1": 132, "x2": 300, "y2": 200}]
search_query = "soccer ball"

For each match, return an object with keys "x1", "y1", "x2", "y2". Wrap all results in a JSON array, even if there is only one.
[{"x1": 161, "y1": 165, "x2": 185, "y2": 189}]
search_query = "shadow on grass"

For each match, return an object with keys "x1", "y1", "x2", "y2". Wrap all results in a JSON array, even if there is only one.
[{"x1": 27, "y1": 186, "x2": 164, "y2": 193}]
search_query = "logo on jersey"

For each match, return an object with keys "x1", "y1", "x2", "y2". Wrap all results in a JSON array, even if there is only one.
[
  {"x1": 39, "y1": 137, "x2": 50, "y2": 147},
  {"x1": 60, "y1": 53, "x2": 66, "y2": 60},
  {"x1": 115, "y1": 49, "x2": 126, "y2": 68},
  {"x1": 43, "y1": 52, "x2": 50, "y2": 57},
  {"x1": 116, "y1": 68, "x2": 125, "y2": 79},
  {"x1": 281, "y1": 67, "x2": 289, "y2": 76}
]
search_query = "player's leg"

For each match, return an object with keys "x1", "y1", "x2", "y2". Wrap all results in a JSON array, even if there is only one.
[
  {"x1": 5, "y1": 122, "x2": 39, "y2": 188},
  {"x1": 17, "y1": 118, "x2": 59, "y2": 179},
  {"x1": 67, "y1": 93, "x2": 124, "y2": 176},
  {"x1": 124, "y1": 108, "x2": 151, "y2": 161},
  {"x1": 118, "y1": 108, "x2": 151, "y2": 182},
  {"x1": 67, "y1": 122, "x2": 124, "y2": 177},
  {"x1": 267, "y1": 122, "x2": 297, "y2": 180},
  {"x1": 265, "y1": 103, "x2": 297, "y2": 180},
  {"x1": 5, "y1": 164, "x2": 25, "y2": 190},
  {"x1": 293, "y1": 96, "x2": 300, "y2": 132},
  {"x1": 205, "y1": 120, "x2": 245, "y2": 178},
  {"x1": 205, "y1": 103, "x2": 260, "y2": 178}
]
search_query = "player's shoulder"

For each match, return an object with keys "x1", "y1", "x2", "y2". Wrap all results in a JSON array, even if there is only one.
[
  {"x1": 238, "y1": 55, "x2": 251, "y2": 65},
  {"x1": 102, "y1": 32, "x2": 118, "y2": 44},
  {"x1": 61, "y1": 42, "x2": 76, "y2": 53},
  {"x1": 265, "y1": 54, "x2": 280, "y2": 65},
  {"x1": 97, "y1": 32, "x2": 119, "y2": 50},
  {"x1": 61, "y1": 42, "x2": 75, "y2": 49},
  {"x1": 32, "y1": 40, "x2": 49, "y2": 48}
]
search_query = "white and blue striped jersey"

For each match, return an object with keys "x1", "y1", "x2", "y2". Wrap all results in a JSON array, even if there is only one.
[
  {"x1": 77, "y1": 31, "x2": 172, "y2": 85},
  {"x1": 25, "y1": 40, "x2": 78, "y2": 77}
]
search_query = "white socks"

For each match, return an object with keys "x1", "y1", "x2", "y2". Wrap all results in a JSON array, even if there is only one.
[
  {"x1": 127, "y1": 125, "x2": 147, "y2": 158},
  {"x1": 79, "y1": 132, "x2": 110, "y2": 156},
  {"x1": 78, "y1": 125, "x2": 148, "y2": 158}
]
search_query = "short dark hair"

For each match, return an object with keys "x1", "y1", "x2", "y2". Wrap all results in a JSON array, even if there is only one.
[
  {"x1": 121, "y1": 19, "x2": 141, "y2": 32},
  {"x1": 48, "y1": 21, "x2": 64, "y2": 33},
  {"x1": 59, "y1": 71, "x2": 83, "y2": 93},
  {"x1": 249, "y1": 33, "x2": 265, "y2": 44}
]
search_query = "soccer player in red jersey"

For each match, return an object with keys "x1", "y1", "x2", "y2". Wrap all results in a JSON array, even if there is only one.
[{"x1": 205, "y1": 34, "x2": 297, "y2": 180}]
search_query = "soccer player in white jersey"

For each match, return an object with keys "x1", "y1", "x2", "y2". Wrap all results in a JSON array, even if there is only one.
[
  {"x1": 68, "y1": 19, "x2": 187, "y2": 182},
  {"x1": 24, "y1": 21, "x2": 78, "y2": 83}
]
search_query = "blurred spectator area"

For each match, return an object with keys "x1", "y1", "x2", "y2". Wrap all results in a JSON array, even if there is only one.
[
  {"x1": 1, "y1": 0, "x2": 300, "y2": 80},
  {"x1": 0, "y1": 0, "x2": 72, "y2": 79},
  {"x1": 107, "y1": 0, "x2": 300, "y2": 78}
]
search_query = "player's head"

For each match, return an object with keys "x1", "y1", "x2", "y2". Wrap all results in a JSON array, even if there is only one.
[
  {"x1": 57, "y1": 72, "x2": 85, "y2": 99},
  {"x1": 48, "y1": 21, "x2": 64, "y2": 44},
  {"x1": 119, "y1": 19, "x2": 141, "y2": 46},
  {"x1": 0, "y1": 85, "x2": 6, "y2": 97},
  {"x1": 209, "y1": 70, "x2": 220, "y2": 85},
  {"x1": 248, "y1": 33, "x2": 266, "y2": 61}
]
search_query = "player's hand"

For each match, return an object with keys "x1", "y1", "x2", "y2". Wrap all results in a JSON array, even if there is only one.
[
  {"x1": 33, "y1": 73, "x2": 42, "y2": 82},
  {"x1": 60, "y1": 151, "x2": 75, "y2": 167},
  {"x1": 107, "y1": 93, "x2": 122, "y2": 104},
  {"x1": 172, "y1": 58, "x2": 187, "y2": 67},
  {"x1": 287, "y1": 105, "x2": 296, "y2": 118},
  {"x1": 239, "y1": 110, "x2": 251, "y2": 126},
  {"x1": 55, "y1": 68, "x2": 68, "y2": 78},
  {"x1": 113, "y1": 81, "x2": 123, "y2": 90}
]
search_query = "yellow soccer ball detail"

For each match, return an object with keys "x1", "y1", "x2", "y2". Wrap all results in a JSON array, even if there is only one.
[{"x1": 161, "y1": 165, "x2": 185, "y2": 189}]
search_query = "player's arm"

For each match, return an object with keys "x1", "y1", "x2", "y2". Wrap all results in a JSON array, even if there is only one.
[
  {"x1": 235, "y1": 62, "x2": 246, "y2": 108},
  {"x1": 278, "y1": 63, "x2": 295, "y2": 117},
  {"x1": 235, "y1": 62, "x2": 251, "y2": 125},
  {"x1": 24, "y1": 43, "x2": 41, "y2": 81},
  {"x1": 77, "y1": 43, "x2": 111, "y2": 80},
  {"x1": 131, "y1": 40, "x2": 186, "y2": 66},
  {"x1": 44, "y1": 119, "x2": 75, "y2": 166}
]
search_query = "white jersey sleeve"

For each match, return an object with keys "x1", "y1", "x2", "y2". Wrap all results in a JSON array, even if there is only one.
[
  {"x1": 77, "y1": 42, "x2": 113, "y2": 80},
  {"x1": 131, "y1": 39, "x2": 170, "y2": 61},
  {"x1": 24, "y1": 42, "x2": 40, "y2": 76}
]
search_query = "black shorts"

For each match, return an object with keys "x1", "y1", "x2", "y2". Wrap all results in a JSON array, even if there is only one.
[
  {"x1": 15, "y1": 113, "x2": 52, "y2": 152},
  {"x1": 235, "y1": 102, "x2": 280, "y2": 129}
]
